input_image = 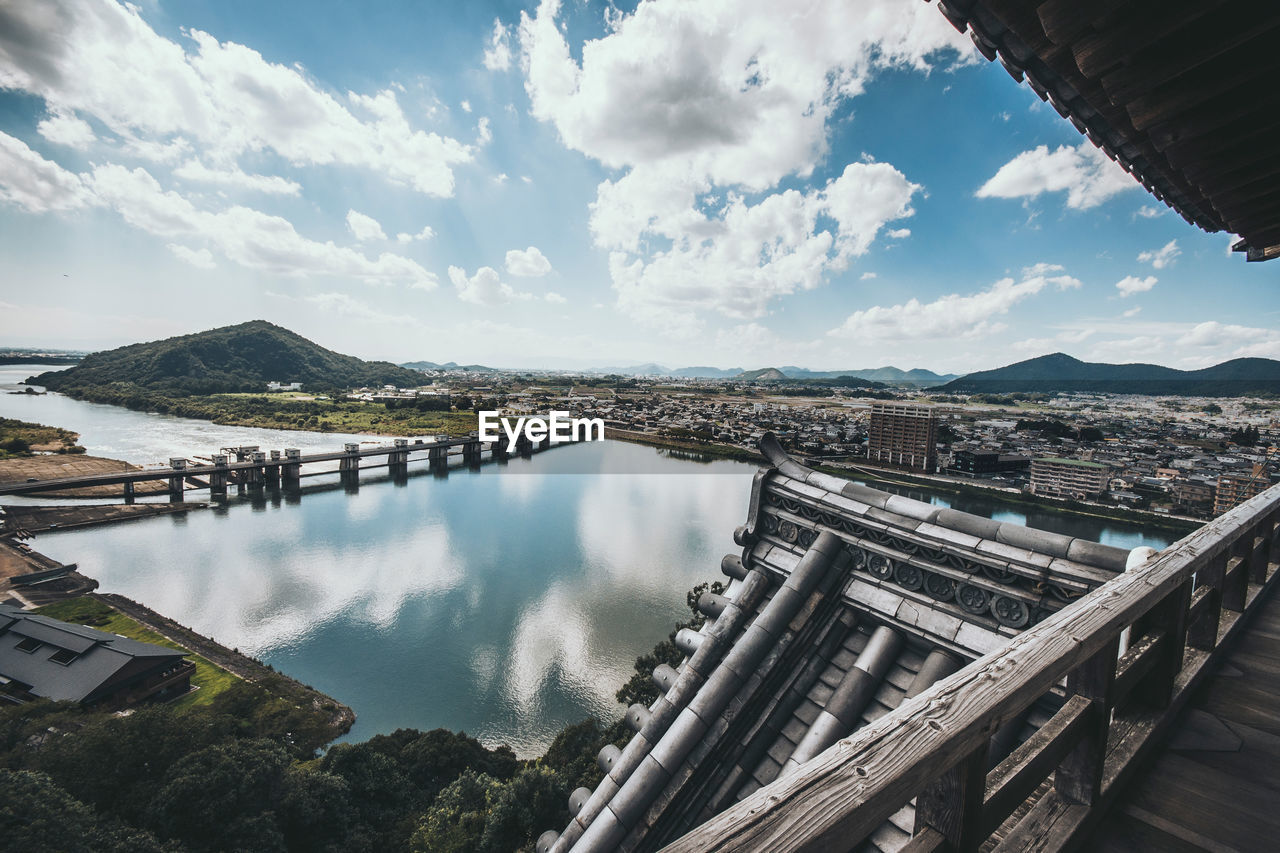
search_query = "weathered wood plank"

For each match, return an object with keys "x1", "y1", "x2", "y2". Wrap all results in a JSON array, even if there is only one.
[
  {"x1": 1057, "y1": 636, "x2": 1119, "y2": 804},
  {"x1": 1188, "y1": 553, "x2": 1225, "y2": 650},
  {"x1": 982, "y1": 695, "x2": 1091, "y2": 835},
  {"x1": 915, "y1": 742, "x2": 988, "y2": 851},
  {"x1": 1111, "y1": 632, "x2": 1163, "y2": 710},
  {"x1": 1132, "y1": 581, "x2": 1191, "y2": 709}
]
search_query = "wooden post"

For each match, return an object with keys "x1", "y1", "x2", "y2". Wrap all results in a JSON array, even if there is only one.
[
  {"x1": 123, "y1": 480, "x2": 134, "y2": 504},
  {"x1": 914, "y1": 742, "x2": 990, "y2": 852},
  {"x1": 1188, "y1": 553, "x2": 1225, "y2": 650},
  {"x1": 1056, "y1": 634, "x2": 1118, "y2": 805},
  {"x1": 1132, "y1": 579, "x2": 1191, "y2": 710}
]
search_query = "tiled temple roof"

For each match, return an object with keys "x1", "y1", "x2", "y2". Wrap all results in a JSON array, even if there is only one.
[{"x1": 536, "y1": 435, "x2": 1151, "y2": 852}]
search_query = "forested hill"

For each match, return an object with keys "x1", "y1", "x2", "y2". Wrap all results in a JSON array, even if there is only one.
[
  {"x1": 31, "y1": 321, "x2": 425, "y2": 395},
  {"x1": 940, "y1": 353, "x2": 1280, "y2": 396}
]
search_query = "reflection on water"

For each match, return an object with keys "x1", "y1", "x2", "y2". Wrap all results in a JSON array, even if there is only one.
[
  {"x1": 32, "y1": 442, "x2": 758, "y2": 755},
  {"x1": 5, "y1": 365, "x2": 1179, "y2": 754}
]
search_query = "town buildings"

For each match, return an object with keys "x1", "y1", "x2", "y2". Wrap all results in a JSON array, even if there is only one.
[
  {"x1": 1030, "y1": 457, "x2": 1112, "y2": 500},
  {"x1": 867, "y1": 403, "x2": 937, "y2": 472}
]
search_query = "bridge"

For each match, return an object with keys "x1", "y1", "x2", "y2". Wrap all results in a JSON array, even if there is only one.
[
  {"x1": 0, "y1": 433, "x2": 557, "y2": 501},
  {"x1": 533, "y1": 434, "x2": 1279, "y2": 853}
]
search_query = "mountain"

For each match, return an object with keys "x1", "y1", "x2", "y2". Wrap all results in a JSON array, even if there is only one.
[
  {"x1": 941, "y1": 353, "x2": 1280, "y2": 396},
  {"x1": 777, "y1": 366, "x2": 958, "y2": 385},
  {"x1": 401, "y1": 360, "x2": 496, "y2": 373},
  {"x1": 33, "y1": 321, "x2": 427, "y2": 395},
  {"x1": 736, "y1": 367, "x2": 789, "y2": 381}
]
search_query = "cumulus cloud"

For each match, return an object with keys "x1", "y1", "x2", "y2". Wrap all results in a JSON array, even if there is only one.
[
  {"x1": 544, "y1": 292, "x2": 567, "y2": 304},
  {"x1": 85, "y1": 163, "x2": 435, "y2": 287},
  {"x1": 1115, "y1": 275, "x2": 1157, "y2": 297},
  {"x1": 482, "y1": 18, "x2": 513, "y2": 72},
  {"x1": 828, "y1": 264, "x2": 1081, "y2": 343},
  {"x1": 0, "y1": 0, "x2": 473, "y2": 195},
  {"x1": 477, "y1": 117, "x2": 492, "y2": 146},
  {"x1": 505, "y1": 246, "x2": 552, "y2": 277},
  {"x1": 449, "y1": 265, "x2": 533, "y2": 306},
  {"x1": 1135, "y1": 205, "x2": 1162, "y2": 219},
  {"x1": 518, "y1": 0, "x2": 966, "y2": 324},
  {"x1": 346, "y1": 209, "x2": 387, "y2": 242},
  {"x1": 173, "y1": 159, "x2": 301, "y2": 195},
  {"x1": 0, "y1": 131, "x2": 96, "y2": 213},
  {"x1": 886, "y1": 228, "x2": 911, "y2": 240},
  {"x1": 1138, "y1": 239, "x2": 1180, "y2": 269},
  {"x1": 36, "y1": 108, "x2": 96, "y2": 148},
  {"x1": 860, "y1": 271, "x2": 877, "y2": 280},
  {"x1": 395, "y1": 226, "x2": 435, "y2": 243},
  {"x1": 166, "y1": 243, "x2": 216, "y2": 269},
  {"x1": 976, "y1": 142, "x2": 1137, "y2": 210}
]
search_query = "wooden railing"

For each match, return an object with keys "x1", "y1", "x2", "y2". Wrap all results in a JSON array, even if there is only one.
[{"x1": 661, "y1": 483, "x2": 1280, "y2": 853}]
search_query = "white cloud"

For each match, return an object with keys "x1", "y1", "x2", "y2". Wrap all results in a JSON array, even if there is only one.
[
  {"x1": 166, "y1": 243, "x2": 216, "y2": 269},
  {"x1": 544, "y1": 292, "x2": 567, "y2": 304},
  {"x1": 173, "y1": 159, "x2": 301, "y2": 195},
  {"x1": 1115, "y1": 275, "x2": 1157, "y2": 297},
  {"x1": 886, "y1": 228, "x2": 911, "y2": 239},
  {"x1": 860, "y1": 271, "x2": 877, "y2": 280},
  {"x1": 1135, "y1": 205, "x2": 1162, "y2": 219},
  {"x1": 1137, "y1": 239, "x2": 1180, "y2": 269},
  {"x1": 301, "y1": 292, "x2": 419, "y2": 325},
  {"x1": 604, "y1": 161, "x2": 921, "y2": 324},
  {"x1": 36, "y1": 108, "x2": 96, "y2": 148},
  {"x1": 482, "y1": 18, "x2": 513, "y2": 72},
  {"x1": 1123, "y1": 306, "x2": 1142, "y2": 317},
  {"x1": 505, "y1": 246, "x2": 552, "y2": 277},
  {"x1": 518, "y1": 0, "x2": 966, "y2": 324},
  {"x1": 0, "y1": 131, "x2": 96, "y2": 213},
  {"x1": 86, "y1": 163, "x2": 435, "y2": 288},
  {"x1": 1010, "y1": 328, "x2": 1094, "y2": 354},
  {"x1": 493, "y1": 172, "x2": 509, "y2": 184},
  {"x1": 0, "y1": 0, "x2": 473, "y2": 196},
  {"x1": 460, "y1": 100, "x2": 472, "y2": 113},
  {"x1": 449, "y1": 265, "x2": 533, "y2": 306},
  {"x1": 395, "y1": 226, "x2": 435, "y2": 243},
  {"x1": 1176, "y1": 321, "x2": 1279, "y2": 350},
  {"x1": 976, "y1": 142, "x2": 1137, "y2": 210},
  {"x1": 477, "y1": 117, "x2": 492, "y2": 146},
  {"x1": 346, "y1": 209, "x2": 387, "y2": 242},
  {"x1": 828, "y1": 264, "x2": 1081, "y2": 343}
]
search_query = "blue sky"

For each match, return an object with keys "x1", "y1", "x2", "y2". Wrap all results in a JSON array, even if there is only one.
[{"x1": 0, "y1": 0, "x2": 1276, "y2": 372}]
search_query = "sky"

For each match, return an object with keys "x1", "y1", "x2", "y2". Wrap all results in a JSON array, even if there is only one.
[{"x1": 0, "y1": 0, "x2": 1277, "y2": 373}]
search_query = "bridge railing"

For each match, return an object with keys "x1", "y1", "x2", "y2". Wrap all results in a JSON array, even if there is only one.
[{"x1": 661, "y1": 482, "x2": 1280, "y2": 853}]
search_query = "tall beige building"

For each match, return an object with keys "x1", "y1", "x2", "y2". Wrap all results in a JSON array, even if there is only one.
[
  {"x1": 1215, "y1": 467, "x2": 1271, "y2": 516},
  {"x1": 867, "y1": 403, "x2": 937, "y2": 472}
]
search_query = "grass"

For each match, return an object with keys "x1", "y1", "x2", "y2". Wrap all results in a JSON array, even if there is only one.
[
  {"x1": 0, "y1": 416, "x2": 81, "y2": 455},
  {"x1": 34, "y1": 597, "x2": 238, "y2": 708}
]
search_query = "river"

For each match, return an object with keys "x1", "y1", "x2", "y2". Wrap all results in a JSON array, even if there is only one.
[{"x1": 1, "y1": 365, "x2": 1176, "y2": 754}]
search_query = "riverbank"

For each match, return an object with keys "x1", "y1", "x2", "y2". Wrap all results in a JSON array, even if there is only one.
[
  {"x1": 604, "y1": 430, "x2": 1200, "y2": 536},
  {"x1": 1, "y1": 502, "x2": 198, "y2": 534}
]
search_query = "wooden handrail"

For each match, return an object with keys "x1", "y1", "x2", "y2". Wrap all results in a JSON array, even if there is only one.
[{"x1": 661, "y1": 483, "x2": 1280, "y2": 853}]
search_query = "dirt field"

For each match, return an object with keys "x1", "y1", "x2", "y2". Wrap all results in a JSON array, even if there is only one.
[{"x1": 0, "y1": 454, "x2": 169, "y2": 497}]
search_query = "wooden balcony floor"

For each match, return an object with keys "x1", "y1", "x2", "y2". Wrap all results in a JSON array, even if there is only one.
[{"x1": 1091, "y1": 585, "x2": 1280, "y2": 853}]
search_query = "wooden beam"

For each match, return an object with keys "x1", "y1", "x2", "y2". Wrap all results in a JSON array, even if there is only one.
[
  {"x1": 1057, "y1": 636, "x2": 1119, "y2": 805},
  {"x1": 915, "y1": 742, "x2": 990, "y2": 851},
  {"x1": 1131, "y1": 581, "x2": 1191, "y2": 710},
  {"x1": 1112, "y1": 632, "x2": 1164, "y2": 709},
  {"x1": 1187, "y1": 554, "x2": 1225, "y2": 651},
  {"x1": 982, "y1": 695, "x2": 1093, "y2": 835}
]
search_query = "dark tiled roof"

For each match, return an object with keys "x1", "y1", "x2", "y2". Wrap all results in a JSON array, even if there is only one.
[
  {"x1": 537, "y1": 435, "x2": 1147, "y2": 852},
  {"x1": 934, "y1": 0, "x2": 1280, "y2": 261},
  {"x1": 0, "y1": 603, "x2": 186, "y2": 703}
]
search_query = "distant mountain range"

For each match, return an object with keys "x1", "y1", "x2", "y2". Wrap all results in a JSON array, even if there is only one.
[
  {"x1": 578, "y1": 364, "x2": 956, "y2": 385},
  {"x1": 401, "y1": 360, "x2": 497, "y2": 373},
  {"x1": 33, "y1": 320, "x2": 426, "y2": 395},
  {"x1": 941, "y1": 353, "x2": 1280, "y2": 396}
]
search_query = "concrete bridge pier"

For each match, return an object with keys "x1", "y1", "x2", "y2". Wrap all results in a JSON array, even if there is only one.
[
  {"x1": 338, "y1": 443, "x2": 361, "y2": 476},
  {"x1": 389, "y1": 438, "x2": 410, "y2": 468},
  {"x1": 463, "y1": 440, "x2": 482, "y2": 467},
  {"x1": 123, "y1": 480, "x2": 135, "y2": 505},
  {"x1": 209, "y1": 454, "x2": 228, "y2": 496},
  {"x1": 428, "y1": 444, "x2": 448, "y2": 470},
  {"x1": 282, "y1": 448, "x2": 301, "y2": 484},
  {"x1": 244, "y1": 452, "x2": 267, "y2": 488},
  {"x1": 265, "y1": 450, "x2": 282, "y2": 483},
  {"x1": 515, "y1": 434, "x2": 534, "y2": 456},
  {"x1": 168, "y1": 457, "x2": 186, "y2": 503},
  {"x1": 341, "y1": 470, "x2": 360, "y2": 493},
  {"x1": 490, "y1": 441, "x2": 509, "y2": 462}
]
